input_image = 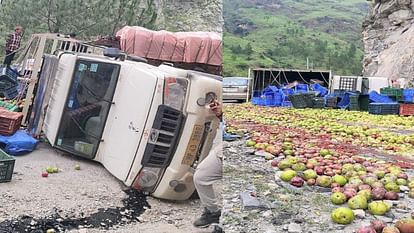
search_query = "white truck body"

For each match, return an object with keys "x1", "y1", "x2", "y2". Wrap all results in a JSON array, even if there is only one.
[{"x1": 42, "y1": 52, "x2": 222, "y2": 200}]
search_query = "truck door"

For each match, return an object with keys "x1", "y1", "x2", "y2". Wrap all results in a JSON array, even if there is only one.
[{"x1": 97, "y1": 66, "x2": 159, "y2": 182}]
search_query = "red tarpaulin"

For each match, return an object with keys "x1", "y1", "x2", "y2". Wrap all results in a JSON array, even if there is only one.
[{"x1": 116, "y1": 26, "x2": 222, "y2": 66}]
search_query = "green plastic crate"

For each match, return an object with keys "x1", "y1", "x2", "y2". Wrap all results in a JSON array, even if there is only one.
[
  {"x1": 0, "y1": 100, "x2": 19, "y2": 112},
  {"x1": 359, "y1": 95, "x2": 369, "y2": 111},
  {"x1": 349, "y1": 95, "x2": 359, "y2": 105},
  {"x1": 0, "y1": 149, "x2": 15, "y2": 182},
  {"x1": 349, "y1": 103, "x2": 360, "y2": 111},
  {"x1": 288, "y1": 94, "x2": 308, "y2": 108},
  {"x1": 312, "y1": 97, "x2": 325, "y2": 109},
  {"x1": 380, "y1": 87, "x2": 403, "y2": 100}
]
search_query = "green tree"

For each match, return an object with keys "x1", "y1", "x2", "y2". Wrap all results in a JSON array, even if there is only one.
[
  {"x1": 348, "y1": 43, "x2": 357, "y2": 58},
  {"x1": 0, "y1": 0, "x2": 157, "y2": 41},
  {"x1": 244, "y1": 43, "x2": 253, "y2": 54}
]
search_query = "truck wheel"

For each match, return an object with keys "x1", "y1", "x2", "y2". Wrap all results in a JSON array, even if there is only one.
[{"x1": 189, "y1": 190, "x2": 199, "y2": 200}]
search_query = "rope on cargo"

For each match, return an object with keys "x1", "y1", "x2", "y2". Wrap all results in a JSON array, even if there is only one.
[
  {"x1": 320, "y1": 71, "x2": 330, "y2": 86},
  {"x1": 145, "y1": 32, "x2": 155, "y2": 57},
  {"x1": 269, "y1": 69, "x2": 282, "y2": 86},
  {"x1": 169, "y1": 38, "x2": 179, "y2": 61},
  {"x1": 206, "y1": 37, "x2": 212, "y2": 64},
  {"x1": 157, "y1": 33, "x2": 167, "y2": 58},
  {"x1": 282, "y1": 70, "x2": 290, "y2": 85},
  {"x1": 297, "y1": 71, "x2": 310, "y2": 84},
  {"x1": 206, "y1": 40, "x2": 222, "y2": 65},
  {"x1": 132, "y1": 32, "x2": 136, "y2": 54}
]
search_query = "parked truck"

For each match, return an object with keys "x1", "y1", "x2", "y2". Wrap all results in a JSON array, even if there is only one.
[{"x1": 14, "y1": 33, "x2": 222, "y2": 201}]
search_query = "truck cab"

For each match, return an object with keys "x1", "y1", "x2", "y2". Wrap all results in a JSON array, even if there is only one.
[{"x1": 40, "y1": 51, "x2": 221, "y2": 200}]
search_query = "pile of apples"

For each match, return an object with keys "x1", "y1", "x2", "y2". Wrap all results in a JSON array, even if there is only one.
[
  {"x1": 225, "y1": 104, "x2": 414, "y2": 227},
  {"x1": 354, "y1": 217, "x2": 414, "y2": 233},
  {"x1": 226, "y1": 104, "x2": 414, "y2": 157}
]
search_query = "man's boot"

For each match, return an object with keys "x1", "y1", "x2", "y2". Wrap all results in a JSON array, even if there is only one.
[{"x1": 193, "y1": 208, "x2": 221, "y2": 228}]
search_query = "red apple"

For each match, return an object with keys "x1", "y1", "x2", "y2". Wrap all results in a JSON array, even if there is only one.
[{"x1": 332, "y1": 187, "x2": 344, "y2": 193}]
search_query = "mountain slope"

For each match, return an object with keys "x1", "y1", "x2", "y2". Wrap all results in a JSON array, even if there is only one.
[{"x1": 223, "y1": 0, "x2": 369, "y2": 76}]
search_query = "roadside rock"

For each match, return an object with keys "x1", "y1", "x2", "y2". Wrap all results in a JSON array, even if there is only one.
[{"x1": 287, "y1": 223, "x2": 302, "y2": 233}]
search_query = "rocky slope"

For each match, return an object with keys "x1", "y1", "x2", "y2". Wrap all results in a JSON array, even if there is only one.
[
  {"x1": 363, "y1": 0, "x2": 414, "y2": 84},
  {"x1": 157, "y1": 0, "x2": 223, "y2": 33}
]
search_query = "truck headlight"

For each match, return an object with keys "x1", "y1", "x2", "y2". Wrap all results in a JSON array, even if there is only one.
[
  {"x1": 132, "y1": 167, "x2": 162, "y2": 193},
  {"x1": 163, "y1": 77, "x2": 188, "y2": 111}
]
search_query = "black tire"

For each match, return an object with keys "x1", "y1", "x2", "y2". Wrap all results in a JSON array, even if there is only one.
[{"x1": 189, "y1": 190, "x2": 200, "y2": 200}]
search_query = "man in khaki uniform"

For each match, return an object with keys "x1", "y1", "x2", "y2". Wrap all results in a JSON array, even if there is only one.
[{"x1": 193, "y1": 101, "x2": 223, "y2": 228}]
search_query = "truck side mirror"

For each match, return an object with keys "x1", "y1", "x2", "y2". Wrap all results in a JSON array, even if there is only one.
[
  {"x1": 126, "y1": 55, "x2": 148, "y2": 63},
  {"x1": 103, "y1": 48, "x2": 126, "y2": 61}
]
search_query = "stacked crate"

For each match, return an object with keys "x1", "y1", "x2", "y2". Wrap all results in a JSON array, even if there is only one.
[
  {"x1": 368, "y1": 103, "x2": 400, "y2": 115},
  {"x1": 0, "y1": 149, "x2": 15, "y2": 182},
  {"x1": 0, "y1": 109, "x2": 23, "y2": 136},
  {"x1": 380, "y1": 87, "x2": 403, "y2": 102},
  {"x1": 326, "y1": 96, "x2": 338, "y2": 108},
  {"x1": 288, "y1": 93, "x2": 308, "y2": 109},
  {"x1": 312, "y1": 97, "x2": 325, "y2": 109},
  {"x1": 349, "y1": 95, "x2": 360, "y2": 111},
  {"x1": 399, "y1": 104, "x2": 414, "y2": 116}
]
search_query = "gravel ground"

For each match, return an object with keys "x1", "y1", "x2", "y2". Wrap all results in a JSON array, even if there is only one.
[
  {"x1": 222, "y1": 140, "x2": 414, "y2": 233},
  {"x1": 0, "y1": 141, "x2": 221, "y2": 233}
]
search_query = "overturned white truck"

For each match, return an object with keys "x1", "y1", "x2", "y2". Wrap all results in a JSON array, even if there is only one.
[{"x1": 19, "y1": 34, "x2": 222, "y2": 201}]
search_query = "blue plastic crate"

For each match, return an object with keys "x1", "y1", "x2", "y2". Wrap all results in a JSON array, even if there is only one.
[
  {"x1": 337, "y1": 92, "x2": 359, "y2": 109},
  {"x1": 369, "y1": 91, "x2": 395, "y2": 103},
  {"x1": 251, "y1": 97, "x2": 261, "y2": 105},
  {"x1": 295, "y1": 84, "x2": 309, "y2": 93},
  {"x1": 264, "y1": 94, "x2": 275, "y2": 107},
  {"x1": 2, "y1": 86, "x2": 19, "y2": 99},
  {"x1": 281, "y1": 101, "x2": 292, "y2": 107},
  {"x1": 368, "y1": 103, "x2": 400, "y2": 115},
  {"x1": 273, "y1": 92, "x2": 283, "y2": 106},
  {"x1": 280, "y1": 88, "x2": 294, "y2": 101},
  {"x1": 257, "y1": 99, "x2": 266, "y2": 106},
  {"x1": 263, "y1": 86, "x2": 279, "y2": 95},
  {"x1": 264, "y1": 93, "x2": 283, "y2": 107},
  {"x1": 0, "y1": 67, "x2": 18, "y2": 84},
  {"x1": 403, "y1": 89, "x2": 414, "y2": 103},
  {"x1": 311, "y1": 83, "x2": 328, "y2": 97},
  {"x1": 333, "y1": 89, "x2": 347, "y2": 98}
]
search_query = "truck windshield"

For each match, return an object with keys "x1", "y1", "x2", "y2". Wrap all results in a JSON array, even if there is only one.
[{"x1": 55, "y1": 60, "x2": 120, "y2": 159}]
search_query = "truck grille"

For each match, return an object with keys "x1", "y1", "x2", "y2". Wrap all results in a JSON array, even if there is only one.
[{"x1": 142, "y1": 105, "x2": 184, "y2": 168}]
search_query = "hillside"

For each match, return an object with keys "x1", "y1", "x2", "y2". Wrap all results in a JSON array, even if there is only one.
[{"x1": 223, "y1": 0, "x2": 370, "y2": 76}]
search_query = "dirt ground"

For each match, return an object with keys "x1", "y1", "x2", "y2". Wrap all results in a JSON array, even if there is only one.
[
  {"x1": 0, "y1": 141, "x2": 221, "y2": 233},
  {"x1": 221, "y1": 139, "x2": 414, "y2": 233}
]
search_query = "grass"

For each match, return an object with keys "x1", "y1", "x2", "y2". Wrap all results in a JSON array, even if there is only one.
[{"x1": 223, "y1": 0, "x2": 369, "y2": 76}]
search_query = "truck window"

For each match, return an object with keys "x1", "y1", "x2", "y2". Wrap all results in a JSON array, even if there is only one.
[{"x1": 55, "y1": 60, "x2": 120, "y2": 159}]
